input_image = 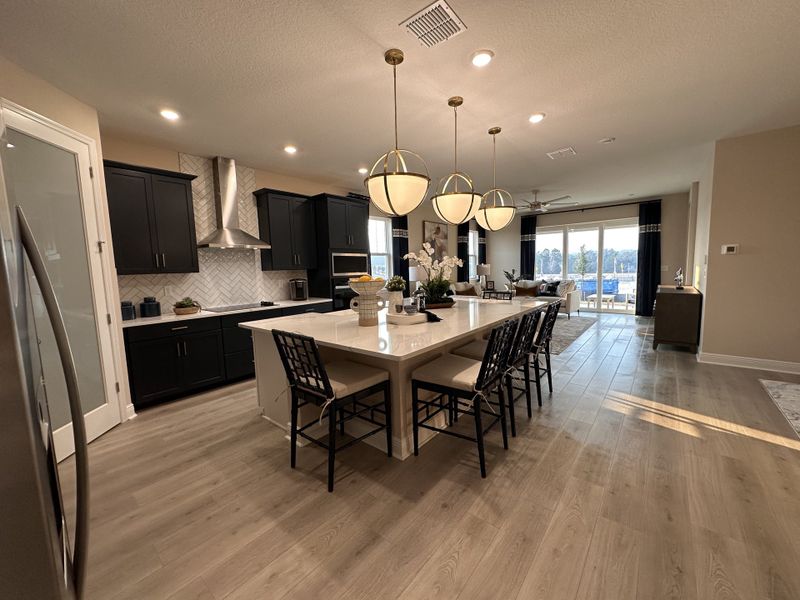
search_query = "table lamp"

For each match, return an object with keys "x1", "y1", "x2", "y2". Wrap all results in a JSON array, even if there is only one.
[{"x1": 477, "y1": 263, "x2": 490, "y2": 288}]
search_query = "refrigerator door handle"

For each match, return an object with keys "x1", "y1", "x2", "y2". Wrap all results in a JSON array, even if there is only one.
[{"x1": 17, "y1": 206, "x2": 89, "y2": 599}]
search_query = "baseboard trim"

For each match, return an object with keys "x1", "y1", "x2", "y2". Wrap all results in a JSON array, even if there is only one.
[
  {"x1": 125, "y1": 403, "x2": 137, "y2": 421},
  {"x1": 697, "y1": 352, "x2": 800, "y2": 374}
]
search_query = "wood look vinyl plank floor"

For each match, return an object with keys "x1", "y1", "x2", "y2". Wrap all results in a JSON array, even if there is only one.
[{"x1": 58, "y1": 313, "x2": 800, "y2": 600}]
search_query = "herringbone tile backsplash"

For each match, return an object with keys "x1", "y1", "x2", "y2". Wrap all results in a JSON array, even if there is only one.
[{"x1": 117, "y1": 154, "x2": 305, "y2": 308}]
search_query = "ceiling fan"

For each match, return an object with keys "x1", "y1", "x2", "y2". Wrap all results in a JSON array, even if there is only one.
[{"x1": 524, "y1": 189, "x2": 579, "y2": 212}]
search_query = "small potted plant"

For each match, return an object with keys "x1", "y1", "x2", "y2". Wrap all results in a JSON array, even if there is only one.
[
  {"x1": 173, "y1": 297, "x2": 201, "y2": 315},
  {"x1": 503, "y1": 269, "x2": 520, "y2": 294},
  {"x1": 385, "y1": 275, "x2": 406, "y2": 313}
]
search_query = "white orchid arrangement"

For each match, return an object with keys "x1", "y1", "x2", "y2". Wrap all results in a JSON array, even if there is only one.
[{"x1": 404, "y1": 242, "x2": 463, "y2": 282}]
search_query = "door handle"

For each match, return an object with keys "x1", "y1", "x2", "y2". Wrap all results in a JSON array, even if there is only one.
[
  {"x1": 155, "y1": 253, "x2": 160, "y2": 268},
  {"x1": 183, "y1": 341, "x2": 188, "y2": 356},
  {"x1": 171, "y1": 325, "x2": 189, "y2": 331},
  {"x1": 176, "y1": 341, "x2": 182, "y2": 357},
  {"x1": 161, "y1": 253, "x2": 166, "y2": 269},
  {"x1": 17, "y1": 207, "x2": 88, "y2": 597}
]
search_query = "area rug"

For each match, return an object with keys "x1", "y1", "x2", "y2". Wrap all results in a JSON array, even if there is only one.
[
  {"x1": 760, "y1": 380, "x2": 800, "y2": 437},
  {"x1": 549, "y1": 316, "x2": 597, "y2": 355}
]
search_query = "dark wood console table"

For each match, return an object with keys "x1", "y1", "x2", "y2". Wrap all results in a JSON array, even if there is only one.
[{"x1": 653, "y1": 285, "x2": 703, "y2": 352}]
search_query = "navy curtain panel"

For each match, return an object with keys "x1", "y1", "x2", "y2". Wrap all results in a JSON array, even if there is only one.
[
  {"x1": 477, "y1": 223, "x2": 487, "y2": 265},
  {"x1": 457, "y1": 222, "x2": 470, "y2": 281},
  {"x1": 635, "y1": 200, "x2": 662, "y2": 316},
  {"x1": 391, "y1": 216, "x2": 410, "y2": 296},
  {"x1": 520, "y1": 214, "x2": 537, "y2": 278}
]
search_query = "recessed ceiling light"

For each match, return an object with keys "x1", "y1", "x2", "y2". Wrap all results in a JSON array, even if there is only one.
[
  {"x1": 358, "y1": 167, "x2": 368, "y2": 175},
  {"x1": 5, "y1": 143, "x2": 14, "y2": 149},
  {"x1": 471, "y1": 49, "x2": 494, "y2": 67},
  {"x1": 598, "y1": 137, "x2": 616, "y2": 144},
  {"x1": 284, "y1": 145, "x2": 297, "y2": 155},
  {"x1": 528, "y1": 113, "x2": 546, "y2": 124},
  {"x1": 159, "y1": 109, "x2": 180, "y2": 121}
]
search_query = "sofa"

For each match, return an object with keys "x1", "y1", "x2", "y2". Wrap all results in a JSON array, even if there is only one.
[{"x1": 514, "y1": 279, "x2": 580, "y2": 319}]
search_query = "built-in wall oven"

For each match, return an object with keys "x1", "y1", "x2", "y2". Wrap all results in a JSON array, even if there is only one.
[
  {"x1": 331, "y1": 252, "x2": 370, "y2": 278},
  {"x1": 331, "y1": 276, "x2": 359, "y2": 311}
]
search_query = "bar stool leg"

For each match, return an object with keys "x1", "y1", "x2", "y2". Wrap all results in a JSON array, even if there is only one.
[
  {"x1": 523, "y1": 361, "x2": 533, "y2": 418},
  {"x1": 383, "y1": 382, "x2": 392, "y2": 458},
  {"x1": 505, "y1": 373, "x2": 517, "y2": 438},
  {"x1": 290, "y1": 389, "x2": 299, "y2": 469},
  {"x1": 339, "y1": 406, "x2": 345, "y2": 436},
  {"x1": 412, "y1": 381, "x2": 420, "y2": 456},
  {"x1": 327, "y1": 405, "x2": 336, "y2": 493},
  {"x1": 474, "y1": 398, "x2": 487, "y2": 478},
  {"x1": 447, "y1": 393, "x2": 454, "y2": 426},
  {"x1": 545, "y1": 347, "x2": 553, "y2": 393},
  {"x1": 534, "y1": 357, "x2": 543, "y2": 407},
  {"x1": 497, "y1": 384, "x2": 509, "y2": 450}
]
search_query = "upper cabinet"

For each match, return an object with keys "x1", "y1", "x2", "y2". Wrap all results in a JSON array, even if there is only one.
[
  {"x1": 312, "y1": 194, "x2": 370, "y2": 251},
  {"x1": 104, "y1": 161, "x2": 198, "y2": 275},
  {"x1": 255, "y1": 189, "x2": 317, "y2": 270}
]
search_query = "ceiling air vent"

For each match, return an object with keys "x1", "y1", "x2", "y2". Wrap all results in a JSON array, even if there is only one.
[
  {"x1": 546, "y1": 146, "x2": 577, "y2": 160},
  {"x1": 401, "y1": 0, "x2": 467, "y2": 48}
]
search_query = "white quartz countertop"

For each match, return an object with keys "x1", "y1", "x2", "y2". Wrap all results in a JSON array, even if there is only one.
[
  {"x1": 242, "y1": 297, "x2": 554, "y2": 361},
  {"x1": 121, "y1": 297, "x2": 332, "y2": 328}
]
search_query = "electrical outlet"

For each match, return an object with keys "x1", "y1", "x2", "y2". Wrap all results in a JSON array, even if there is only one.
[
  {"x1": 721, "y1": 244, "x2": 739, "y2": 255},
  {"x1": 163, "y1": 285, "x2": 172, "y2": 298}
]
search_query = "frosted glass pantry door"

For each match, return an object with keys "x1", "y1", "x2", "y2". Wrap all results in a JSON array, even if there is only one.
[{"x1": 0, "y1": 105, "x2": 121, "y2": 460}]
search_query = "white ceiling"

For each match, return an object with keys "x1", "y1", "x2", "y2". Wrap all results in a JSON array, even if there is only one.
[{"x1": 2, "y1": 0, "x2": 799, "y2": 207}]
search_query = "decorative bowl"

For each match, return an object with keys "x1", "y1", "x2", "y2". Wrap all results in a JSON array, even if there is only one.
[
  {"x1": 348, "y1": 280, "x2": 386, "y2": 296},
  {"x1": 173, "y1": 306, "x2": 201, "y2": 315}
]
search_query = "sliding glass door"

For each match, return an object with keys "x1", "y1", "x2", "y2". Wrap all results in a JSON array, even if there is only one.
[{"x1": 536, "y1": 218, "x2": 638, "y2": 313}]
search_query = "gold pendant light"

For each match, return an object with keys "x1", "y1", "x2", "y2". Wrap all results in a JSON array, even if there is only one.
[
  {"x1": 475, "y1": 127, "x2": 515, "y2": 231},
  {"x1": 431, "y1": 96, "x2": 481, "y2": 225},
  {"x1": 365, "y1": 49, "x2": 430, "y2": 217}
]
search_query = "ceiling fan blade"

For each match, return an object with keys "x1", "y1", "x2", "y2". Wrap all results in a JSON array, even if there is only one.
[{"x1": 547, "y1": 195, "x2": 574, "y2": 204}]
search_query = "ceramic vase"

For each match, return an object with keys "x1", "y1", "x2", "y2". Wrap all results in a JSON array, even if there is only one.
[
  {"x1": 387, "y1": 291, "x2": 404, "y2": 314},
  {"x1": 349, "y1": 280, "x2": 387, "y2": 326}
]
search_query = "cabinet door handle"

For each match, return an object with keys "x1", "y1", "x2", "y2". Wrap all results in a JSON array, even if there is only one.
[
  {"x1": 176, "y1": 341, "x2": 182, "y2": 357},
  {"x1": 155, "y1": 253, "x2": 160, "y2": 268},
  {"x1": 171, "y1": 325, "x2": 188, "y2": 331},
  {"x1": 161, "y1": 253, "x2": 166, "y2": 269},
  {"x1": 183, "y1": 341, "x2": 188, "y2": 356}
]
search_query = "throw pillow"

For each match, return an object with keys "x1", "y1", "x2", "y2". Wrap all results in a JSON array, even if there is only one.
[
  {"x1": 459, "y1": 286, "x2": 478, "y2": 296},
  {"x1": 514, "y1": 285, "x2": 538, "y2": 297},
  {"x1": 545, "y1": 280, "x2": 561, "y2": 295}
]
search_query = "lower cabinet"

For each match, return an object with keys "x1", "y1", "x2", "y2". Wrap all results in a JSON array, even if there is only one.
[{"x1": 125, "y1": 301, "x2": 333, "y2": 408}]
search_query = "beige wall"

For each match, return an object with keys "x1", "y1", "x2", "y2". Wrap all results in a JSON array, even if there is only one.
[
  {"x1": 486, "y1": 193, "x2": 689, "y2": 285},
  {"x1": 692, "y1": 144, "x2": 716, "y2": 292},
  {"x1": 700, "y1": 125, "x2": 800, "y2": 365},
  {"x1": 101, "y1": 132, "x2": 350, "y2": 197}
]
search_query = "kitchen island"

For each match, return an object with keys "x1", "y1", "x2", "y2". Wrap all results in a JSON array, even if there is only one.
[{"x1": 242, "y1": 297, "x2": 553, "y2": 459}]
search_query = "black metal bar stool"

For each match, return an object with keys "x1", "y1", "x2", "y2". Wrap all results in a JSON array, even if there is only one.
[
  {"x1": 410, "y1": 319, "x2": 518, "y2": 478},
  {"x1": 530, "y1": 300, "x2": 561, "y2": 406},
  {"x1": 272, "y1": 330, "x2": 392, "y2": 492},
  {"x1": 452, "y1": 309, "x2": 543, "y2": 436}
]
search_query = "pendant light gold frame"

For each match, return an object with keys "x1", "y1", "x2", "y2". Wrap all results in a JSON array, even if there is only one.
[
  {"x1": 476, "y1": 126, "x2": 515, "y2": 231},
  {"x1": 431, "y1": 96, "x2": 482, "y2": 225},
  {"x1": 364, "y1": 49, "x2": 430, "y2": 216}
]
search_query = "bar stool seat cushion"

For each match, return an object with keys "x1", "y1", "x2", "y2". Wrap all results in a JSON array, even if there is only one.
[
  {"x1": 412, "y1": 354, "x2": 482, "y2": 392},
  {"x1": 326, "y1": 360, "x2": 389, "y2": 398},
  {"x1": 452, "y1": 340, "x2": 488, "y2": 361}
]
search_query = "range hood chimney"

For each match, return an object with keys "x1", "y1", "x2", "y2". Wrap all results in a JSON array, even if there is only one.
[{"x1": 197, "y1": 156, "x2": 270, "y2": 249}]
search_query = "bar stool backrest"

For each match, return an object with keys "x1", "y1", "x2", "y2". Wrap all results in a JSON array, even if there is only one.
[
  {"x1": 476, "y1": 319, "x2": 518, "y2": 392},
  {"x1": 272, "y1": 329, "x2": 333, "y2": 401},
  {"x1": 482, "y1": 290, "x2": 513, "y2": 301},
  {"x1": 507, "y1": 309, "x2": 542, "y2": 367},
  {"x1": 531, "y1": 301, "x2": 560, "y2": 354}
]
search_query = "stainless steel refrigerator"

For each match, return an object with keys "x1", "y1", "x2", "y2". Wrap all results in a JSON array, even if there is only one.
[{"x1": 0, "y1": 172, "x2": 89, "y2": 596}]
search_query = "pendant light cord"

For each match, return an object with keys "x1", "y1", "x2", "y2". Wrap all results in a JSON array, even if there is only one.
[
  {"x1": 453, "y1": 104, "x2": 459, "y2": 192},
  {"x1": 492, "y1": 132, "x2": 497, "y2": 190},
  {"x1": 393, "y1": 64, "x2": 399, "y2": 151}
]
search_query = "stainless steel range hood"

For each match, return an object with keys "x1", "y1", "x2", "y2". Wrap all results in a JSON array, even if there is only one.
[{"x1": 197, "y1": 156, "x2": 270, "y2": 249}]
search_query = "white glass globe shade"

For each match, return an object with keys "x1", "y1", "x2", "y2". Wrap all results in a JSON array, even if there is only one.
[
  {"x1": 366, "y1": 173, "x2": 429, "y2": 216},
  {"x1": 432, "y1": 192, "x2": 481, "y2": 225},
  {"x1": 476, "y1": 206, "x2": 515, "y2": 231}
]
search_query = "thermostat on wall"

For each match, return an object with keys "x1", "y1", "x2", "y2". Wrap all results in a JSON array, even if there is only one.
[{"x1": 721, "y1": 244, "x2": 739, "y2": 255}]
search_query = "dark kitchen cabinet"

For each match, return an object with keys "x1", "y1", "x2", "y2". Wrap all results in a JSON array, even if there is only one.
[
  {"x1": 104, "y1": 161, "x2": 198, "y2": 275},
  {"x1": 126, "y1": 336, "x2": 185, "y2": 405},
  {"x1": 315, "y1": 195, "x2": 369, "y2": 251},
  {"x1": 181, "y1": 330, "x2": 225, "y2": 388},
  {"x1": 255, "y1": 189, "x2": 317, "y2": 270}
]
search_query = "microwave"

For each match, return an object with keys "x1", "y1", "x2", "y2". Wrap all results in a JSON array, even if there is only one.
[{"x1": 331, "y1": 252, "x2": 370, "y2": 277}]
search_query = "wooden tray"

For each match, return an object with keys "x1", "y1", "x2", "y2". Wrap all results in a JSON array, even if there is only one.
[{"x1": 386, "y1": 312, "x2": 427, "y2": 325}]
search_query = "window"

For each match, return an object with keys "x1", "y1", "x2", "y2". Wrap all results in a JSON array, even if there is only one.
[
  {"x1": 368, "y1": 217, "x2": 392, "y2": 279},
  {"x1": 468, "y1": 229, "x2": 479, "y2": 280},
  {"x1": 535, "y1": 228, "x2": 564, "y2": 279}
]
